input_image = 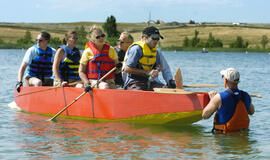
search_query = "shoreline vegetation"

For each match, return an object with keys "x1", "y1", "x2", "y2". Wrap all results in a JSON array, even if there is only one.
[{"x1": 0, "y1": 20, "x2": 270, "y2": 53}]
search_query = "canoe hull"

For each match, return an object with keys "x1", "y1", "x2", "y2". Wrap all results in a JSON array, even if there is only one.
[{"x1": 14, "y1": 87, "x2": 209, "y2": 125}]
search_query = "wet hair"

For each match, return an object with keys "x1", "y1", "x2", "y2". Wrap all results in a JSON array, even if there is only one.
[
  {"x1": 40, "y1": 31, "x2": 51, "y2": 41},
  {"x1": 62, "y1": 31, "x2": 77, "y2": 44}
]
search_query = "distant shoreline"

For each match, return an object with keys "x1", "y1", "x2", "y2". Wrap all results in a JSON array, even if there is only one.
[{"x1": 1, "y1": 22, "x2": 270, "y2": 52}]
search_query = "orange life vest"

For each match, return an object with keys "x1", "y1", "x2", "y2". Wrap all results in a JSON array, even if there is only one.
[
  {"x1": 86, "y1": 42, "x2": 115, "y2": 80},
  {"x1": 213, "y1": 100, "x2": 250, "y2": 134}
]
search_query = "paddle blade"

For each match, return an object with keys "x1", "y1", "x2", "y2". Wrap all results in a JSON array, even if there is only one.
[{"x1": 174, "y1": 68, "x2": 183, "y2": 89}]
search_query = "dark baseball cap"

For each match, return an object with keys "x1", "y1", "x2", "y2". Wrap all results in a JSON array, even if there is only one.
[{"x1": 142, "y1": 26, "x2": 164, "y2": 39}]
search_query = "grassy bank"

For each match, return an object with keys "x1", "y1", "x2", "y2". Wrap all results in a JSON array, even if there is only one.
[{"x1": 1, "y1": 22, "x2": 270, "y2": 51}]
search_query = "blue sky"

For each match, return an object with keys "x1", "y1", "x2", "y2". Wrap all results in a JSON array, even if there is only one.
[{"x1": 0, "y1": 0, "x2": 269, "y2": 23}]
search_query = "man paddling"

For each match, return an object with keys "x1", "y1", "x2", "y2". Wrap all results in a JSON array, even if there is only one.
[
  {"x1": 123, "y1": 26, "x2": 176, "y2": 90},
  {"x1": 202, "y1": 68, "x2": 255, "y2": 133}
]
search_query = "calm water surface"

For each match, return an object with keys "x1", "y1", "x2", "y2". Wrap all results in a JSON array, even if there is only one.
[{"x1": 0, "y1": 49, "x2": 269, "y2": 159}]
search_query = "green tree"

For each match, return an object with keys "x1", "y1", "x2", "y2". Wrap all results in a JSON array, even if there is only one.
[
  {"x1": 102, "y1": 15, "x2": 120, "y2": 46},
  {"x1": 230, "y1": 36, "x2": 248, "y2": 48},
  {"x1": 183, "y1": 36, "x2": 189, "y2": 47},
  {"x1": 103, "y1": 15, "x2": 119, "y2": 38},
  {"x1": 261, "y1": 35, "x2": 269, "y2": 49},
  {"x1": 50, "y1": 37, "x2": 62, "y2": 48},
  {"x1": 75, "y1": 25, "x2": 88, "y2": 49},
  {"x1": 17, "y1": 30, "x2": 33, "y2": 47},
  {"x1": 191, "y1": 30, "x2": 200, "y2": 47},
  {"x1": 205, "y1": 32, "x2": 223, "y2": 48}
]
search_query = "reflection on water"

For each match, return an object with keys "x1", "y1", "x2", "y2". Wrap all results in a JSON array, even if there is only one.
[
  {"x1": 12, "y1": 112, "x2": 262, "y2": 159},
  {"x1": 1, "y1": 50, "x2": 270, "y2": 159},
  {"x1": 15, "y1": 113, "x2": 207, "y2": 159}
]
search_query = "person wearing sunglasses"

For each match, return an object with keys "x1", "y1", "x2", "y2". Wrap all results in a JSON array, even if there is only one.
[
  {"x1": 114, "y1": 32, "x2": 134, "y2": 87},
  {"x1": 202, "y1": 68, "x2": 255, "y2": 134},
  {"x1": 122, "y1": 26, "x2": 176, "y2": 91},
  {"x1": 79, "y1": 25, "x2": 118, "y2": 90},
  {"x1": 52, "y1": 31, "x2": 83, "y2": 88},
  {"x1": 16, "y1": 31, "x2": 56, "y2": 92}
]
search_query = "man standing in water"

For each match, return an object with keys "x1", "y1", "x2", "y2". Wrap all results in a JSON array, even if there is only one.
[{"x1": 202, "y1": 68, "x2": 255, "y2": 133}]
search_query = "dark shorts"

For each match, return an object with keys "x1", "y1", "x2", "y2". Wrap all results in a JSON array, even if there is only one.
[{"x1": 125, "y1": 80, "x2": 164, "y2": 91}]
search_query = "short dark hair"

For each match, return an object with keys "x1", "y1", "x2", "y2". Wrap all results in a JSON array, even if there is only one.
[{"x1": 40, "y1": 31, "x2": 51, "y2": 41}]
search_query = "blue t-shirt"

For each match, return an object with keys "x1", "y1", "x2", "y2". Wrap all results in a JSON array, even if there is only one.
[{"x1": 216, "y1": 89, "x2": 251, "y2": 124}]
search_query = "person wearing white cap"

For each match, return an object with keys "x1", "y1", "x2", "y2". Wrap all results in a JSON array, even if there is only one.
[
  {"x1": 122, "y1": 26, "x2": 176, "y2": 90},
  {"x1": 202, "y1": 68, "x2": 255, "y2": 133}
]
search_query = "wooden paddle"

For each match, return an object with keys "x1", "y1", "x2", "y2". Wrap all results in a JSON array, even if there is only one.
[
  {"x1": 174, "y1": 68, "x2": 183, "y2": 89},
  {"x1": 250, "y1": 93, "x2": 262, "y2": 98},
  {"x1": 174, "y1": 67, "x2": 218, "y2": 88},
  {"x1": 16, "y1": 86, "x2": 62, "y2": 97},
  {"x1": 153, "y1": 88, "x2": 205, "y2": 94},
  {"x1": 47, "y1": 67, "x2": 117, "y2": 121},
  {"x1": 183, "y1": 84, "x2": 219, "y2": 88}
]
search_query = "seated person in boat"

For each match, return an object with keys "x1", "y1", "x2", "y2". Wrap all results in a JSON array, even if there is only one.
[
  {"x1": 79, "y1": 25, "x2": 118, "y2": 90},
  {"x1": 114, "y1": 32, "x2": 134, "y2": 87},
  {"x1": 202, "y1": 68, "x2": 255, "y2": 134},
  {"x1": 16, "y1": 31, "x2": 56, "y2": 92},
  {"x1": 52, "y1": 31, "x2": 83, "y2": 88},
  {"x1": 122, "y1": 26, "x2": 176, "y2": 91}
]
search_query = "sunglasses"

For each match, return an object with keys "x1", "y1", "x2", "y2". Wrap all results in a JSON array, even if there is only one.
[
  {"x1": 151, "y1": 37, "x2": 160, "y2": 41},
  {"x1": 96, "y1": 34, "x2": 105, "y2": 39},
  {"x1": 36, "y1": 39, "x2": 46, "y2": 43},
  {"x1": 71, "y1": 37, "x2": 78, "y2": 40}
]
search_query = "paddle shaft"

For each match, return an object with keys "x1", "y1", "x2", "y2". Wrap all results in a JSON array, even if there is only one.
[
  {"x1": 48, "y1": 67, "x2": 116, "y2": 121},
  {"x1": 48, "y1": 91, "x2": 87, "y2": 121},
  {"x1": 16, "y1": 86, "x2": 61, "y2": 97}
]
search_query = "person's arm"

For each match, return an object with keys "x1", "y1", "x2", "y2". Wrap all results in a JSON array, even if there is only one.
[
  {"x1": 202, "y1": 91, "x2": 221, "y2": 119},
  {"x1": 78, "y1": 63, "x2": 89, "y2": 86},
  {"x1": 248, "y1": 103, "x2": 255, "y2": 115},
  {"x1": 158, "y1": 51, "x2": 173, "y2": 84},
  {"x1": 18, "y1": 47, "x2": 33, "y2": 82},
  {"x1": 123, "y1": 45, "x2": 158, "y2": 78},
  {"x1": 124, "y1": 65, "x2": 149, "y2": 77},
  {"x1": 79, "y1": 49, "x2": 91, "y2": 86},
  {"x1": 109, "y1": 47, "x2": 119, "y2": 64},
  {"x1": 53, "y1": 48, "x2": 64, "y2": 81},
  {"x1": 18, "y1": 62, "x2": 28, "y2": 82},
  {"x1": 123, "y1": 45, "x2": 149, "y2": 77}
]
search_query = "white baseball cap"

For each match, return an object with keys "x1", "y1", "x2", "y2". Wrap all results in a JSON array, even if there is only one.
[{"x1": 220, "y1": 68, "x2": 240, "y2": 83}]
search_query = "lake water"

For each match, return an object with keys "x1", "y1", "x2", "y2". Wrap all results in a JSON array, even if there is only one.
[{"x1": 0, "y1": 49, "x2": 269, "y2": 159}]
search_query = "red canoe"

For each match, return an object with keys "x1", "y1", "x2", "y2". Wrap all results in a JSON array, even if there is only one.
[{"x1": 13, "y1": 87, "x2": 209, "y2": 126}]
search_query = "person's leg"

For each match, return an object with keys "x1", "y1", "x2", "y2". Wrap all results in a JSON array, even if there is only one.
[
  {"x1": 43, "y1": 79, "x2": 53, "y2": 86},
  {"x1": 126, "y1": 81, "x2": 148, "y2": 90},
  {"x1": 105, "y1": 79, "x2": 116, "y2": 89},
  {"x1": 89, "y1": 80, "x2": 109, "y2": 89},
  {"x1": 28, "y1": 77, "x2": 42, "y2": 86},
  {"x1": 150, "y1": 81, "x2": 165, "y2": 90}
]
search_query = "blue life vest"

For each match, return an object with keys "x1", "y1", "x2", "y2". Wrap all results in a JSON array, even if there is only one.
[
  {"x1": 59, "y1": 45, "x2": 81, "y2": 82},
  {"x1": 28, "y1": 45, "x2": 54, "y2": 81},
  {"x1": 216, "y1": 89, "x2": 251, "y2": 124}
]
